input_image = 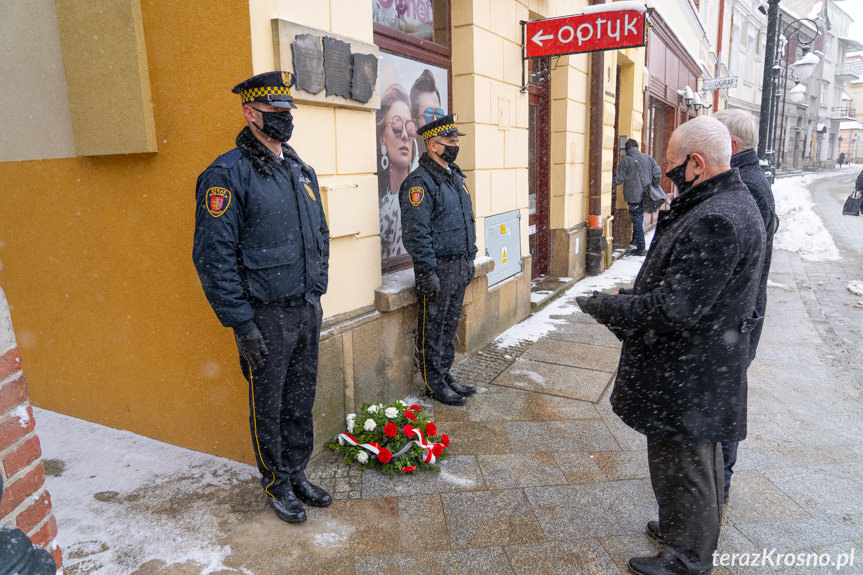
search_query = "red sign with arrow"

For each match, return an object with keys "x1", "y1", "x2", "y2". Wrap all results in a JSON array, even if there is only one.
[{"x1": 524, "y1": 9, "x2": 646, "y2": 59}]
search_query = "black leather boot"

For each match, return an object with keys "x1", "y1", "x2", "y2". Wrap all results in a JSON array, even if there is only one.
[
  {"x1": 424, "y1": 378, "x2": 466, "y2": 405},
  {"x1": 291, "y1": 471, "x2": 333, "y2": 507},
  {"x1": 445, "y1": 373, "x2": 476, "y2": 396},
  {"x1": 628, "y1": 553, "x2": 690, "y2": 575},
  {"x1": 268, "y1": 491, "x2": 307, "y2": 523}
]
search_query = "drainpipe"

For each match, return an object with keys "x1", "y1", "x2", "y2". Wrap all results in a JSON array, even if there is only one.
[
  {"x1": 715, "y1": 0, "x2": 726, "y2": 108},
  {"x1": 586, "y1": 0, "x2": 607, "y2": 276}
]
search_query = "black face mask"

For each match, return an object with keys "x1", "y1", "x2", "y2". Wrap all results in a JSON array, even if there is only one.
[
  {"x1": 665, "y1": 154, "x2": 698, "y2": 194},
  {"x1": 438, "y1": 144, "x2": 459, "y2": 163},
  {"x1": 253, "y1": 109, "x2": 294, "y2": 142}
]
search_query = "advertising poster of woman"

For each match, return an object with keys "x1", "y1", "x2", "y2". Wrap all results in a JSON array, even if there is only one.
[{"x1": 376, "y1": 52, "x2": 448, "y2": 270}]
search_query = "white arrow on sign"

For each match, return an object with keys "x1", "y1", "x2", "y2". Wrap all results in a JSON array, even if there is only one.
[{"x1": 532, "y1": 29, "x2": 554, "y2": 46}]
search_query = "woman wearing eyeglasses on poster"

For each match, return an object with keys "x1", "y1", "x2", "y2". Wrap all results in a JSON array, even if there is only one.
[{"x1": 377, "y1": 84, "x2": 418, "y2": 259}]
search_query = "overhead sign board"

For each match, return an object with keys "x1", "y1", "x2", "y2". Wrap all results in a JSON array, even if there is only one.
[
  {"x1": 524, "y1": 8, "x2": 646, "y2": 59},
  {"x1": 701, "y1": 76, "x2": 738, "y2": 90}
]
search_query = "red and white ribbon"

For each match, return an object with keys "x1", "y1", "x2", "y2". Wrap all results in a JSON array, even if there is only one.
[{"x1": 336, "y1": 429, "x2": 443, "y2": 465}]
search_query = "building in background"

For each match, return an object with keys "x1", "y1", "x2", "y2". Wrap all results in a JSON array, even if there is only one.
[{"x1": 0, "y1": 0, "x2": 646, "y2": 464}]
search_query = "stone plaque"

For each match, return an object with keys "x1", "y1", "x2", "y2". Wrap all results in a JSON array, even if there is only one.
[
  {"x1": 323, "y1": 36, "x2": 352, "y2": 99},
  {"x1": 351, "y1": 53, "x2": 378, "y2": 103},
  {"x1": 291, "y1": 33, "x2": 324, "y2": 94}
]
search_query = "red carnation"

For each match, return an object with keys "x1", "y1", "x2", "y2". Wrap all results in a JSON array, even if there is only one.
[
  {"x1": 425, "y1": 422, "x2": 437, "y2": 437},
  {"x1": 432, "y1": 443, "x2": 444, "y2": 457},
  {"x1": 410, "y1": 404, "x2": 423, "y2": 411},
  {"x1": 441, "y1": 433, "x2": 450, "y2": 447},
  {"x1": 403, "y1": 424, "x2": 416, "y2": 437},
  {"x1": 404, "y1": 410, "x2": 416, "y2": 421},
  {"x1": 383, "y1": 422, "x2": 398, "y2": 438},
  {"x1": 377, "y1": 447, "x2": 392, "y2": 463},
  {"x1": 402, "y1": 465, "x2": 417, "y2": 474}
]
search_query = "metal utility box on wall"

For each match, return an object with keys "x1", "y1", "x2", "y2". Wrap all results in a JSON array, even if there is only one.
[{"x1": 484, "y1": 210, "x2": 522, "y2": 286}]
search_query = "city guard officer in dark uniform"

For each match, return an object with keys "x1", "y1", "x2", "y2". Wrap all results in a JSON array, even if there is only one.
[
  {"x1": 193, "y1": 71, "x2": 331, "y2": 524},
  {"x1": 400, "y1": 114, "x2": 478, "y2": 406}
]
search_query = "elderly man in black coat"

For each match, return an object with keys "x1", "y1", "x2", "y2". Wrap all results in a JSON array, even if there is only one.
[
  {"x1": 713, "y1": 109, "x2": 776, "y2": 503},
  {"x1": 578, "y1": 116, "x2": 766, "y2": 575}
]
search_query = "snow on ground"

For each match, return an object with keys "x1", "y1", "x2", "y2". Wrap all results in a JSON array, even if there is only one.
[
  {"x1": 494, "y1": 231, "x2": 653, "y2": 348},
  {"x1": 848, "y1": 280, "x2": 863, "y2": 297},
  {"x1": 772, "y1": 173, "x2": 841, "y2": 261},
  {"x1": 36, "y1": 408, "x2": 257, "y2": 575}
]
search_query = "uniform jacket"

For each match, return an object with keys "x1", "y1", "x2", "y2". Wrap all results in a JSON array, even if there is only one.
[
  {"x1": 193, "y1": 127, "x2": 329, "y2": 333},
  {"x1": 594, "y1": 169, "x2": 766, "y2": 444},
  {"x1": 732, "y1": 149, "x2": 775, "y2": 362},
  {"x1": 399, "y1": 154, "x2": 478, "y2": 277},
  {"x1": 856, "y1": 168, "x2": 863, "y2": 191},
  {"x1": 612, "y1": 147, "x2": 662, "y2": 204}
]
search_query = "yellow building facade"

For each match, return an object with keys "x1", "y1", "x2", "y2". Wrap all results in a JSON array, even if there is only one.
[{"x1": 0, "y1": 0, "x2": 645, "y2": 465}]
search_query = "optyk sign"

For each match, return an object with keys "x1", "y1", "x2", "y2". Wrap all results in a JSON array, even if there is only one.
[{"x1": 524, "y1": 7, "x2": 646, "y2": 59}]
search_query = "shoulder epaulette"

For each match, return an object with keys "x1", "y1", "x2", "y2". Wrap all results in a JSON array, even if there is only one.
[{"x1": 210, "y1": 149, "x2": 243, "y2": 170}]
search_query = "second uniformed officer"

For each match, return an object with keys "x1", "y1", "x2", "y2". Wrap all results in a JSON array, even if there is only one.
[
  {"x1": 193, "y1": 71, "x2": 331, "y2": 524},
  {"x1": 400, "y1": 114, "x2": 478, "y2": 406}
]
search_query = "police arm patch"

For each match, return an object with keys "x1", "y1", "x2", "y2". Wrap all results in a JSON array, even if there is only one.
[
  {"x1": 205, "y1": 187, "x2": 231, "y2": 217},
  {"x1": 463, "y1": 184, "x2": 470, "y2": 196},
  {"x1": 409, "y1": 186, "x2": 425, "y2": 206}
]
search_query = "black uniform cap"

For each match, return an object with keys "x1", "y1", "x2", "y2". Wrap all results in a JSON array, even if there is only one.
[
  {"x1": 232, "y1": 71, "x2": 297, "y2": 109},
  {"x1": 417, "y1": 113, "x2": 466, "y2": 142}
]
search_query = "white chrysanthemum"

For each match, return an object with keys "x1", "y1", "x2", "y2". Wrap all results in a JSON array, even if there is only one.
[
  {"x1": 346, "y1": 413, "x2": 356, "y2": 432},
  {"x1": 363, "y1": 418, "x2": 377, "y2": 431},
  {"x1": 396, "y1": 400, "x2": 407, "y2": 408},
  {"x1": 385, "y1": 407, "x2": 399, "y2": 418},
  {"x1": 367, "y1": 404, "x2": 379, "y2": 414},
  {"x1": 356, "y1": 451, "x2": 369, "y2": 464}
]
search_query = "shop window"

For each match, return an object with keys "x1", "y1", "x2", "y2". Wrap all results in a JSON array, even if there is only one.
[{"x1": 373, "y1": 0, "x2": 451, "y2": 273}]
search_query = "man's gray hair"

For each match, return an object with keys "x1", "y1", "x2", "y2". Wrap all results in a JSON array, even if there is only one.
[
  {"x1": 673, "y1": 116, "x2": 732, "y2": 166},
  {"x1": 712, "y1": 109, "x2": 759, "y2": 151}
]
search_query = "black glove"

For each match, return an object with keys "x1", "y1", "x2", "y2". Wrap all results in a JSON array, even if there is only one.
[
  {"x1": 234, "y1": 325, "x2": 269, "y2": 371},
  {"x1": 416, "y1": 273, "x2": 441, "y2": 300},
  {"x1": 575, "y1": 291, "x2": 607, "y2": 319},
  {"x1": 467, "y1": 260, "x2": 476, "y2": 284}
]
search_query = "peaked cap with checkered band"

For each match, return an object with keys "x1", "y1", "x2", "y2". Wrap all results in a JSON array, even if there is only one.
[
  {"x1": 232, "y1": 71, "x2": 297, "y2": 109},
  {"x1": 417, "y1": 113, "x2": 466, "y2": 142}
]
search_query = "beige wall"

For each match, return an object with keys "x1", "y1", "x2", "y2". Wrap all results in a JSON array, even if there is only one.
[
  {"x1": 452, "y1": 0, "x2": 533, "y2": 259},
  {"x1": 247, "y1": 0, "x2": 381, "y2": 318},
  {"x1": 0, "y1": 0, "x2": 76, "y2": 161}
]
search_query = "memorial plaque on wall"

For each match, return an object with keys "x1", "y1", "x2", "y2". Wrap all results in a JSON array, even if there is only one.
[
  {"x1": 272, "y1": 19, "x2": 380, "y2": 110},
  {"x1": 351, "y1": 53, "x2": 378, "y2": 103},
  {"x1": 323, "y1": 36, "x2": 352, "y2": 99},
  {"x1": 291, "y1": 33, "x2": 324, "y2": 94}
]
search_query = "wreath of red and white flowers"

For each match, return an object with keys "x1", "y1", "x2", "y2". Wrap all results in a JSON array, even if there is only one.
[{"x1": 327, "y1": 400, "x2": 450, "y2": 475}]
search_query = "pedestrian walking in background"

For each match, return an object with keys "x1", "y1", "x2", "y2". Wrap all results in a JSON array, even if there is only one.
[
  {"x1": 713, "y1": 108, "x2": 776, "y2": 503},
  {"x1": 577, "y1": 116, "x2": 766, "y2": 575},
  {"x1": 839, "y1": 152, "x2": 846, "y2": 168},
  {"x1": 400, "y1": 114, "x2": 478, "y2": 406},
  {"x1": 193, "y1": 71, "x2": 332, "y2": 524},
  {"x1": 612, "y1": 139, "x2": 662, "y2": 256}
]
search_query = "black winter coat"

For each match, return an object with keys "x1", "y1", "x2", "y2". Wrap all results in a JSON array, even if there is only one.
[
  {"x1": 193, "y1": 128, "x2": 329, "y2": 334},
  {"x1": 594, "y1": 170, "x2": 765, "y2": 444},
  {"x1": 732, "y1": 149, "x2": 775, "y2": 361},
  {"x1": 399, "y1": 154, "x2": 477, "y2": 277}
]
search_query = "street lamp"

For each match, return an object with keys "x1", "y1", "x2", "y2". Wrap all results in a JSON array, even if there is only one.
[
  {"x1": 773, "y1": 19, "x2": 820, "y2": 173},
  {"x1": 757, "y1": 0, "x2": 820, "y2": 181}
]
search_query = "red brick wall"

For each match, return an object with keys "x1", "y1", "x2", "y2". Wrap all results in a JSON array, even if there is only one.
[{"x1": 0, "y1": 345, "x2": 64, "y2": 570}]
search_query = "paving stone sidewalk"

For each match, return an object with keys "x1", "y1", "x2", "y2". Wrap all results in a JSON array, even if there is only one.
[{"x1": 50, "y1": 170, "x2": 863, "y2": 575}]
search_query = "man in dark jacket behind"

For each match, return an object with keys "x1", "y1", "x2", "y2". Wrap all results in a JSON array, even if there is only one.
[
  {"x1": 612, "y1": 139, "x2": 663, "y2": 255},
  {"x1": 400, "y1": 114, "x2": 478, "y2": 406},
  {"x1": 577, "y1": 116, "x2": 766, "y2": 575},
  {"x1": 713, "y1": 109, "x2": 776, "y2": 502},
  {"x1": 193, "y1": 71, "x2": 332, "y2": 525}
]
